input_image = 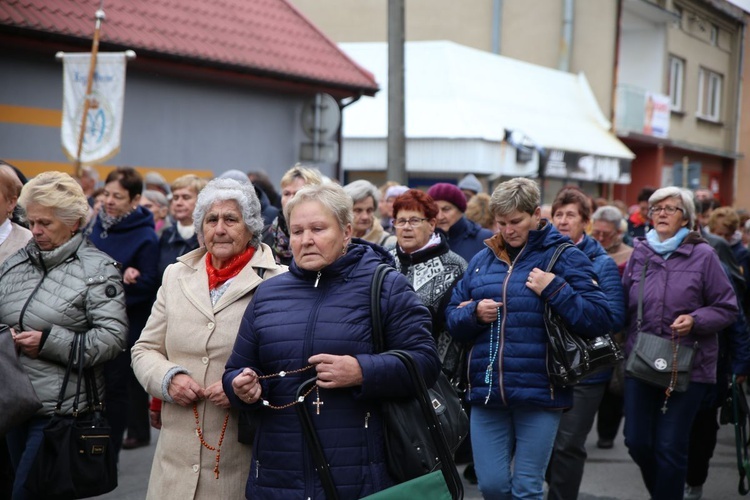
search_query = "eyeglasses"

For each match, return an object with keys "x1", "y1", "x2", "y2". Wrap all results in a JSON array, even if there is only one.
[
  {"x1": 649, "y1": 206, "x2": 684, "y2": 217},
  {"x1": 392, "y1": 217, "x2": 429, "y2": 228},
  {"x1": 591, "y1": 230, "x2": 616, "y2": 239}
]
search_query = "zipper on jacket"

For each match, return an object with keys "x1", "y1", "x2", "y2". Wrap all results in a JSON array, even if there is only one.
[
  {"x1": 545, "y1": 347, "x2": 555, "y2": 400},
  {"x1": 364, "y1": 412, "x2": 370, "y2": 428},
  {"x1": 314, "y1": 271, "x2": 321, "y2": 287},
  {"x1": 256, "y1": 460, "x2": 260, "y2": 478},
  {"x1": 493, "y1": 246, "x2": 526, "y2": 405}
]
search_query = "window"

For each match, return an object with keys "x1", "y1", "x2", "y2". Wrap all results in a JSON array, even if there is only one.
[
  {"x1": 710, "y1": 24, "x2": 719, "y2": 45},
  {"x1": 697, "y1": 68, "x2": 723, "y2": 121},
  {"x1": 668, "y1": 56, "x2": 685, "y2": 111}
]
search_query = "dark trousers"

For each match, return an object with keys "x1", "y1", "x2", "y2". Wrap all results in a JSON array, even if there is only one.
[
  {"x1": 624, "y1": 377, "x2": 710, "y2": 500},
  {"x1": 124, "y1": 303, "x2": 152, "y2": 444},
  {"x1": 596, "y1": 385, "x2": 624, "y2": 441},
  {"x1": 127, "y1": 369, "x2": 151, "y2": 442},
  {"x1": 104, "y1": 349, "x2": 130, "y2": 457},
  {"x1": 686, "y1": 399, "x2": 721, "y2": 487},
  {"x1": 1, "y1": 435, "x2": 15, "y2": 499},
  {"x1": 547, "y1": 382, "x2": 607, "y2": 500}
]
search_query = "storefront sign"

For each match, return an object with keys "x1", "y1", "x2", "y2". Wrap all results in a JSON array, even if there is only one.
[{"x1": 543, "y1": 149, "x2": 631, "y2": 184}]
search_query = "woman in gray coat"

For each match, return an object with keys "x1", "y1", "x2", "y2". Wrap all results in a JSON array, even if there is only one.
[{"x1": 0, "y1": 171, "x2": 128, "y2": 500}]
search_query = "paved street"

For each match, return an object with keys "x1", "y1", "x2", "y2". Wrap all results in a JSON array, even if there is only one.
[{"x1": 96, "y1": 422, "x2": 743, "y2": 499}]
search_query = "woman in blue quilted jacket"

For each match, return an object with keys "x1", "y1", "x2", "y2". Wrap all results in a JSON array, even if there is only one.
[
  {"x1": 446, "y1": 177, "x2": 612, "y2": 500},
  {"x1": 223, "y1": 183, "x2": 440, "y2": 500},
  {"x1": 546, "y1": 187, "x2": 625, "y2": 500}
]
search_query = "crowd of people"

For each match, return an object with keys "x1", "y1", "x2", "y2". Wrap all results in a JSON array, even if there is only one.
[{"x1": 1, "y1": 161, "x2": 749, "y2": 500}]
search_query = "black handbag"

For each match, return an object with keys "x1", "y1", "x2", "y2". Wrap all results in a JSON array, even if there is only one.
[
  {"x1": 0, "y1": 324, "x2": 42, "y2": 435},
  {"x1": 625, "y1": 260, "x2": 695, "y2": 395},
  {"x1": 295, "y1": 351, "x2": 464, "y2": 500},
  {"x1": 25, "y1": 333, "x2": 117, "y2": 500},
  {"x1": 543, "y1": 244, "x2": 624, "y2": 386},
  {"x1": 370, "y1": 264, "x2": 468, "y2": 484}
]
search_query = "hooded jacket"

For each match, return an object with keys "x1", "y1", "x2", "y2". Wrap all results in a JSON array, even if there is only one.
[
  {"x1": 446, "y1": 222, "x2": 612, "y2": 409},
  {"x1": 623, "y1": 232, "x2": 738, "y2": 383},
  {"x1": 223, "y1": 239, "x2": 440, "y2": 500},
  {"x1": 88, "y1": 206, "x2": 160, "y2": 308},
  {"x1": 0, "y1": 234, "x2": 127, "y2": 415}
]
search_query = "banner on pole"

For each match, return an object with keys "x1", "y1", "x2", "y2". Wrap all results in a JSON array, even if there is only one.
[{"x1": 61, "y1": 52, "x2": 128, "y2": 165}]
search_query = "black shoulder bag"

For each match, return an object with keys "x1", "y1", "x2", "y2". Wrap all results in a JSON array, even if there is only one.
[
  {"x1": 543, "y1": 243, "x2": 624, "y2": 386},
  {"x1": 295, "y1": 263, "x2": 466, "y2": 499},
  {"x1": 25, "y1": 333, "x2": 118, "y2": 500}
]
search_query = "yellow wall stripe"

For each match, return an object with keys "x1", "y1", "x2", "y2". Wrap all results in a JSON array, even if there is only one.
[
  {"x1": 0, "y1": 104, "x2": 62, "y2": 128},
  {"x1": 6, "y1": 160, "x2": 214, "y2": 183}
]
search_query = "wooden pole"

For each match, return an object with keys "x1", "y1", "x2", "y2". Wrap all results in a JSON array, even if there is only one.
[{"x1": 74, "y1": 4, "x2": 106, "y2": 178}]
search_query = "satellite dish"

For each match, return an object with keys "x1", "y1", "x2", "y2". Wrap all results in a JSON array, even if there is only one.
[{"x1": 301, "y1": 93, "x2": 341, "y2": 141}]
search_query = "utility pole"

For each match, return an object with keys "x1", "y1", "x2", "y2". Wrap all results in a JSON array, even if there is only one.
[{"x1": 387, "y1": 0, "x2": 407, "y2": 184}]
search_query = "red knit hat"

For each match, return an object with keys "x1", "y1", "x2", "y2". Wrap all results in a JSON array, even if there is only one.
[{"x1": 427, "y1": 183, "x2": 467, "y2": 212}]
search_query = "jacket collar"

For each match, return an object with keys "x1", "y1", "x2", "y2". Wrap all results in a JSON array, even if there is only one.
[
  {"x1": 177, "y1": 243, "x2": 278, "y2": 319},
  {"x1": 485, "y1": 219, "x2": 554, "y2": 264},
  {"x1": 26, "y1": 232, "x2": 85, "y2": 271}
]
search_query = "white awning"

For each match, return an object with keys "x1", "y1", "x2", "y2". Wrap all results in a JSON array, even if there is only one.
[{"x1": 340, "y1": 41, "x2": 634, "y2": 183}]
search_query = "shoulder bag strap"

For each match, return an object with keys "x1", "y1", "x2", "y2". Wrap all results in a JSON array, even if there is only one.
[
  {"x1": 545, "y1": 243, "x2": 574, "y2": 273},
  {"x1": 636, "y1": 260, "x2": 649, "y2": 333},
  {"x1": 370, "y1": 263, "x2": 391, "y2": 354},
  {"x1": 295, "y1": 377, "x2": 339, "y2": 500},
  {"x1": 54, "y1": 333, "x2": 82, "y2": 413}
]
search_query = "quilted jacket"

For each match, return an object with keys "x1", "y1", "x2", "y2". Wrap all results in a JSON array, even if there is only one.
[
  {"x1": 446, "y1": 221, "x2": 612, "y2": 409},
  {"x1": 575, "y1": 234, "x2": 626, "y2": 385},
  {"x1": 0, "y1": 233, "x2": 128, "y2": 416},
  {"x1": 223, "y1": 239, "x2": 440, "y2": 500}
]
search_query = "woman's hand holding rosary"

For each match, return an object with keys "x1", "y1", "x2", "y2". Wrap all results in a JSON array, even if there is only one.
[{"x1": 232, "y1": 368, "x2": 262, "y2": 404}]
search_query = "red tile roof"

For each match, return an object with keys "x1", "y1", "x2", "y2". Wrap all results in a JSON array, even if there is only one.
[{"x1": 0, "y1": 0, "x2": 378, "y2": 96}]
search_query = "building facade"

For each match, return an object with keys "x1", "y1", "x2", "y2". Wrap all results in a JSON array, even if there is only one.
[
  {"x1": 0, "y1": 0, "x2": 378, "y2": 185},
  {"x1": 293, "y1": 0, "x2": 746, "y2": 206}
]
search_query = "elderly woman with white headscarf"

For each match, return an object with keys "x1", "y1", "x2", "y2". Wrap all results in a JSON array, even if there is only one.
[{"x1": 132, "y1": 178, "x2": 286, "y2": 499}]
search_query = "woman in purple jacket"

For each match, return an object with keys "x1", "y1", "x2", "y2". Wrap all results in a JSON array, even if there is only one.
[{"x1": 622, "y1": 186, "x2": 738, "y2": 500}]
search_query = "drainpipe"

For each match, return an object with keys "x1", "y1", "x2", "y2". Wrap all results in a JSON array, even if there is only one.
[
  {"x1": 732, "y1": 21, "x2": 745, "y2": 206},
  {"x1": 336, "y1": 94, "x2": 362, "y2": 184},
  {"x1": 610, "y1": 0, "x2": 623, "y2": 201},
  {"x1": 492, "y1": 0, "x2": 503, "y2": 54},
  {"x1": 559, "y1": 0, "x2": 574, "y2": 72}
]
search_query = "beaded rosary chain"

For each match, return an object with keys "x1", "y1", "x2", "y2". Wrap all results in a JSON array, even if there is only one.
[
  {"x1": 256, "y1": 364, "x2": 322, "y2": 411},
  {"x1": 192, "y1": 404, "x2": 230, "y2": 479},
  {"x1": 257, "y1": 364, "x2": 315, "y2": 380}
]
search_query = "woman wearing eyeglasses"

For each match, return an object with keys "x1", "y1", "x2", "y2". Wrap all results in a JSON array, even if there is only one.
[
  {"x1": 622, "y1": 186, "x2": 738, "y2": 500},
  {"x1": 389, "y1": 189, "x2": 468, "y2": 383}
]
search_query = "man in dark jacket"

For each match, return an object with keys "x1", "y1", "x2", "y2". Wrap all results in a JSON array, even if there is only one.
[{"x1": 427, "y1": 182, "x2": 493, "y2": 263}]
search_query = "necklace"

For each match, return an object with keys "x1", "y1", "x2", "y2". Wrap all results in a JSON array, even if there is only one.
[
  {"x1": 258, "y1": 365, "x2": 322, "y2": 412},
  {"x1": 485, "y1": 307, "x2": 501, "y2": 404},
  {"x1": 192, "y1": 403, "x2": 230, "y2": 479}
]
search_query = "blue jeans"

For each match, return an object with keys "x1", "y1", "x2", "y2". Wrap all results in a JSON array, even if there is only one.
[
  {"x1": 471, "y1": 405, "x2": 562, "y2": 500},
  {"x1": 624, "y1": 377, "x2": 710, "y2": 500},
  {"x1": 6, "y1": 416, "x2": 50, "y2": 500}
]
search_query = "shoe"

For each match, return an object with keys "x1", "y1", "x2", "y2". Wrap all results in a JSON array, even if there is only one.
[
  {"x1": 684, "y1": 484, "x2": 703, "y2": 500},
  {"x1": 596, "y1": 438, "x2": 614, "y2": 449},
  {"x1": 463, "y1": 464, "x2": 478, "y2": 485},
  {"x1": 122, "y1": 437, "x2": 149, "y2": 450}
]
